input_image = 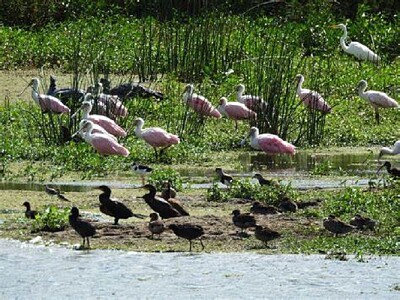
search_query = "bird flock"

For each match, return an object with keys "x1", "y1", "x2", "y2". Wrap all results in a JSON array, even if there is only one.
[{"x1": 16, "y1": 22, "x2": 399, "y2": 251}]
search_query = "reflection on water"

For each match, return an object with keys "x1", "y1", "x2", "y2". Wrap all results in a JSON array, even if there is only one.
[
  {"x1": 0, "y1": 150, "x2": 388, "y2": 192},
  {"x1": 0, "y1": 239, "x2": 398, "y2": 299}
]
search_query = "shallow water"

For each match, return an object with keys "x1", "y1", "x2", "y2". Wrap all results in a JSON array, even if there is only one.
[{"x1": 0, "y1": 239, "x2": 398, "y2": 299}]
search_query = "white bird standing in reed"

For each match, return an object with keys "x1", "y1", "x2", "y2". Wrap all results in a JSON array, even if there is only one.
[
  {"x1": 331, "y1": 24, "x2": 380, "y2": 63},
  {"x1": 217, "y1": 97, "x2": 257, "y2": 130},
  {"x1": 356, "y1": 80, "x2": 399, "y2": 124},
  {"x1": 20, "y1": 78, "x2": 71, "y2": 114},
  {"x1": 379, "y1": 140, "x2": 400, "y2": 159}
]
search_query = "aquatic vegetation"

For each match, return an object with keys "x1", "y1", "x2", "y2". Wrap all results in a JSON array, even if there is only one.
[
  {"x1": 148, "y1": 167, "x2": 183, "y2": 191},
  {"x1": 31, "y1": 205, "x2": 70, "y2": 233}
]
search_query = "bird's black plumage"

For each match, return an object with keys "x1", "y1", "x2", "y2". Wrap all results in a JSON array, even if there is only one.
[
  {"x1": 255, "y1": 225, "x2": 281, "y2": 247},
  {"x1": 169, "y1": 223, "x2": 205, "y2": 251},
  {"x1": 323, "y1": 215, "x2": 354, "y2": 237},
  {"x1": 69, "y1": 207, "x2": 96, "y2": 249},
  {"x1": 45, "y1": 185, "x2": 70, "y2": 202},
  {"x1": 148, "y1": 213, "x2": 165, "y2": 239},
  {"x1": 22, "y1": 201, "x2": 38, "y2": 219},
  {"x1": 97, "y1": 185, "x2": 145, "y2": 225},
  {"x1": 100, "y1": 78, "x2": 164, "y2": 100},
  {"x1": 215, "y1": 167, "x2": 233, "y2": 186},
  {"x1": 232, "y1": 209, "x2": 257, "y2": 233},
  {"x1": 140, "y1": 184, "x2": 181, "y2": 219},
  {"x1": 378, "y1": 161, "x2": 400, "y2": 178},
  {"x1": 250, "y1": 201, "x2": 278, "y2": 215},
  {"x1": 47, "y1": 75, "x2": 85, "y2": 104},
  {"x1": 349, "y1": 214, "x2": 376, "y2": 230}
]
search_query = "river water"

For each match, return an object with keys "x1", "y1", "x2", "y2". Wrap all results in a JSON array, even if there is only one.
[{"x1": 0, "y1": 239, "x2": 398, "y2": 299}]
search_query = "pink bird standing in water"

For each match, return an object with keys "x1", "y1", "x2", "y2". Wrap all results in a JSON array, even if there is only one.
[
  {"x1": 71, "y1": 95, "x2": 127, "y2": 137},
  {"x1": 217, "y1": 97, "x2": 257, "y2": 130},
  {"x1": 21, "y1": 78, "x2": 70, "y2": 114},
  {"x1": 74, "y1": 120, "x2": 129, "y2": 157},
  {"x1": 236, "y1": 84, "x2": 265, "y2": 111},
  {"x1": 72, "y1": 119, "x2": 117, "y2": 142},
  {"x1": 182, "y1": 84, "x2": 221, "y2": 118},
  {"x1": 295, "y1": 74, "x2": 331, "y2": 114},
  {"x1": 133, "y1": 117, "x2": 180, "y2": 158},
  {"x1": 247, "y1": 127, "x2": 296, "y2": 155}
]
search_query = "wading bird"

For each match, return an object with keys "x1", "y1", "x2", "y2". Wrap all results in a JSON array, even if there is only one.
[
  {"x1": 22, "y1": 201, "x2": 38, "y2": 219},
  {"x1": 349, "y1": 214, "x2": 376, "y2": 230},
  {"x1": 331, "y1": 23, "x2": 380, "y2": 63},
  {"x1": 250, "y1": 201, "x2": 279, "y2": 215},
  {"x1": 95, "y1": 82, "x2": 128, "y2": 118},
  {"x1": 356, "y1": 80, "x2": 399, "y2": 124},
  {"x1": 215, "y1": 167, "x2": 233, "y2": 187},
  {"x1": 47, "y1": 75, "x2": 85, "y2": 103},
  {"x1": 133, "y1": 117, "x2": 180, "y2": 159},
  {"x1": 160, "y1": 180, "x2": 177, "y2": 200},
  {"x1": 377, "y1": 161, "x2": 400, "y2": 178},
  {"x1": 254, "y1": 225, "x2": 281, "y2": 247},
  {"x1": 217, "y1": 97, "x2": 256, "y2": 130},
  {"x1": 236, "y1": 84, "x2": 265, "y2": 111},
  {"x1": 20, "y1": 78, "x2": 71, "y2": 114},
  {"x1": 45, "y1": 185, "x2": 70, "y2": 202},
  {"x1": 69, "y1": 207, "x2": 96, "y2": 249},
  {"x1": 72, "y1": 119, "x2": 117, "y2": 141},
  {"x1": 252, "y1": 173, "x2": 276, "y2": 187},
  {"x1": 295, "y1": 74, "x2": 331, "y2": 113},
  {"x1": 131, "y1": 163, "x2": 153, "y2": 184},
  {"x1": 96, "y1": 185, "x2": 145, "y2": 225},
  {"x1": 278, "y1": 197, "x2": 298, "y2": 213},
  {"x1": 247, "y1": 127, "x2": 296, "y2": 155},
  {"x1": 148, "y1": 213, "x2": 165, "y2": 239},
  {"x1": 182, "y1": 84, "x2": 221, "y2": 118},
  {"x1": 323, "y1": 215, "x2": 354, "y2": 237},
  {"x1": 169, "y1": 223, "x2": 205, "y2": 252},
  {"x1": 73, "y1": 120, "x2": 129, "y2": 157},
  {"x1": 379, "y1": 141, "x2": 400, "y2": 159},
  {"x1": 139, "y1": 184, "x2": 181, "y2": 219},
  {"x1": 71, "y1": 97, "x2": 127, "y2": 137},
  {"x1": 231, "y1": 209, "x2": 257, "y2": 235},
  {"x1": 100, "y1": 78, "x2": 164, "y2": 100}
]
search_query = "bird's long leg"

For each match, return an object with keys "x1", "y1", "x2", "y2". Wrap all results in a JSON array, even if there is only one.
[
  {"x1": 200, "y1": 239, "x2": 205, "y2": 250},
  {"x1": 114, "y1": 218, "x2": 119, "y2": 225},
  {"x1": 141, "y1": 176, "x2": 145, "y2": 185},
  {"x1": 82, "y1": 238, "x2": 86, "y2": 249},
  {"x1": 153, "y1": 147, "x2": 159, "y2": 159},
  {"x1": 235, "y1": 120, "x2": 238, "y2": 131},
  {"x1": 87, "y1": 237, "x2": 91, "y2": 249},
  {"x1": 374, "y1": 108, "x2": 380, "y2": 124},
  {"x1": 189, "y1": 240, "x2": 192, "y2": 252}
]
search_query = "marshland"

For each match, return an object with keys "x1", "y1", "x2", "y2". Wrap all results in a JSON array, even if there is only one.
[{"x1": 0, "y1": 2, "x2": 399, "y2": 296}]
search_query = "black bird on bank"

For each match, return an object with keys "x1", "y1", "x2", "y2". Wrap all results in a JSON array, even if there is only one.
[
  {"x1": 160, "y1": 180, "x2": 177, "y2": 201},
  {"x1": 378, "y1": 161, "x2": 400, "y2": 178},
  {"x1": 323, "y1": 215, "x2": 354, "y2": 237},
  {"x1": 253, "y1": 173, "x2": 277, "y2": 187},
  {"x1": 96, "y1": 185, "x2": 145, "y2": 225},
  {"x1": 47, "y1": 75, "x2": 85, "y2": 104},
  {"x1": 232, "y1": 209, "x2": 257, "y2": 234},
  {"x1": 99, "y1": 78, "x2": 164, "y2": 100},
  {"x1": 349, "y1": 214, "x2": 376, "y2": 230},
  {"x1": 139, "y1": 184, "x2": 181, "y2": 219},
  {"x1": 69, "y1": 207, "x2": 96, "y2": 249},
  {"x1": 148, "y1": 213, "x2": 165, "y2": 239},
  {"x1": 215, "y1": 167, "x2": 233, "y2": 186},
  {"x1": 45, "y1": 185, "x2": 70, "y2": 202},
  {"x1": 254, "y1": 225, "x2": 281, "y2": 247},
  {"x1": 250, "y1": 201, "x2": 279, "y2": 215},
  {"x1": 278, "y1": 197, "x2": 298, "y2": 213},
  {"x1": 169, "y1": 223, "x2": 205, "y2": 252},
  {"x1": 22, "y1": 201, "x2": 38, "y2": 219}
]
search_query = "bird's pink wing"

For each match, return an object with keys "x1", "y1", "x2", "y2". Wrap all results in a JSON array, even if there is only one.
[
  {"x1": 89, "y1": 115, "x2": 127, "y2": 137},
  {"x1": 142, "y1": 128, "x2": 180, "y2": 148},
  {"x1": 38, "y1": 95, "x2": 70, "y2": 114},
  {"x1": 225, "y1": 102, "x2": 256, "y2": 119},
  {"x1": 299, "y1": 90, "x2": 331, "y2": 113},
  {"x1": 188, "y1": 94, "x2": 221, "y2": 118},
  {"x1": 99, "y1": 94, "x2": 128, "y2": 117},
  {"x1": 90, "y1": 134, "x2": 129, "y2": 157},
  {"x1": 258, "y1": 133, "x2": 296, "y2": 155},
  {"x1": 240, "y1": 95, "x2": 263, "y2": 110},
  {"x1": 367, "y1": 91, "x2": 399, "y2": 108}
]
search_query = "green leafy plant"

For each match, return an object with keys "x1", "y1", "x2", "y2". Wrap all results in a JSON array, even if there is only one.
[
  {"x1": 148, "y1": 167, "x2": 183, "y2": 191},
  {"x1": 31, "y1": 205, "x2": 69, "y2": 232}
]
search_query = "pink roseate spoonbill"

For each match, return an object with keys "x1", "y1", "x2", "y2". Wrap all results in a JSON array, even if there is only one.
[
  {"x1": 331, "y1": 24, "x2": 380, "y2": 63},
  {"x1": 96, "y1": 82, "x2": 128, "y2": 117},
  {"x1": 20, "y1": 78, "x2": 71, "y2": 114},
  {"x1": 236, "y1": 84, "x2": 265, "y2": 111},
  {"x1": 217, "y1": 97, "x2": 257, "y2": 130},
  {"x1": 295, "y1": 74, "x2": 332, "y2": 114},
  {"x1": 379, "y1": 140, "x2": 400, "y2": 159},
  {"x1": 248, "y1": 127, "x2": 296, "y2": 155},
  {"x1": 71, "y1": 96, "x2": 127, "y2": 137},
  {"x1": 73, "y1": 120, "x2": 129, "y2": 157},
  {"x1": 182, "y1": 84, "x2": 221, "y2": 118},
  {"x1": 72, "y1": 119, "x2": 117, "y2": 142},
  {"x1": 357, "y1": 80, "x2": 399, "y2": 124},
  {"x1": 133, "y1": 117, "x2": 180, "y2": 158}
]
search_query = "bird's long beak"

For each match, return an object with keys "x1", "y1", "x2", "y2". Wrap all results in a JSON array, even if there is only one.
[
  {"x1": 18, "y1": 82, "x2": 32, "y2": 96},
  {"x1": 329, "y1": 24, "x2": 339, "y2": 29},
  {"x1": 70, "y1": 107, "x2": 82, "y2": 119},
  {"x1": 376, "y1": 164, "x2": 385, "y2": 174},
  {"x1": 71, "y1": 128, "x2": 83, "y2": 138}
]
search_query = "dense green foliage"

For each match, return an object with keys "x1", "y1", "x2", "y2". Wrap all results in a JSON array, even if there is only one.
[{"x1": 31, "y1": 205, "x2": 70, "y2": 232}]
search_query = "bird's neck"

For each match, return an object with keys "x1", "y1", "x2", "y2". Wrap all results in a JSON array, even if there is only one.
[
  {"x1": 357, "y1": 85, "x2": 367, "y2": 98},
  {"x1": 339, "y1": 29, "x2": 349, "y2": 51},
  {"x1": 99, "y1": 192, "x2": 111, "y2": 203},
  {"x1": 134, "y1": 122, "x2": 144, "y2": 137},
  {"x1": 31, "y1": 89, "x2": 40, "y2": 104},
  {"x1": 82, "y1": 108, "x2": 90, "y2": 119},
  {"x1": 296, "y1": 78, "x2": 304, "y2": 95}
]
